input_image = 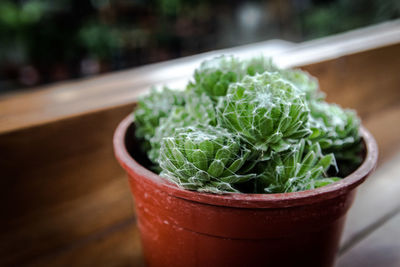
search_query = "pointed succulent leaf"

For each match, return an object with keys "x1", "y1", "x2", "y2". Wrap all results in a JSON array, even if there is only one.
[
  {"x1": 207, "y1": 160, "x2": 225, "y2": 177},
  {"x1": 217, "y1": 72, "x2": 311, "y2": 154},
  {"x1": 158, "y1": 125, "x2": 259, "y2": 192},
  {"x1": 313, "y1": 177, "x2": 341, "y2": 188},
  {"x1": 308, "y1": 100, "x2": 362, "y2": 175},
  {"x1": 191, "y1": 149, "x2": 209, "y2": 171}
]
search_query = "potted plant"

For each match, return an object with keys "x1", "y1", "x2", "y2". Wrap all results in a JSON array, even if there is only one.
[{"x1": 113, "y1": 56, "x2": 378, "y2": 267}]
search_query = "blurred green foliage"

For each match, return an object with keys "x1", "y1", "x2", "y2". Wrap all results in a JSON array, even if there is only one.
[
  {"x1": 302, "y1": 0, "x2": 400, "y2": 38},
  {"x1": 0, "y1": 0, "x2": 398, "y2": 90},
  {"x1": 78, "y1": 22, "x2": 122, "y2": 60}
]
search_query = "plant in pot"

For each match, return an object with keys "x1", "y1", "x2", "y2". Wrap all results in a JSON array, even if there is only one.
[{"x1": 113, "y1": 55, "x2": 378, "y2": 267}]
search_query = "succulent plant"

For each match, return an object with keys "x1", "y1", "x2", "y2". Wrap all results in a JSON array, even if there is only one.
[
  {"x1": 280, "y1": 68, "x2": 321, "y2": 100},
  {"x1": 189, "y1": 55, "x2": 320, "y2": 101},
  {"x1": 148, "y1": 92, "x2": 217, "y2": 163},
  {"x1": 187, "y1": 56, "x2": 238, "y2": 99},
  {"x1": 188, "y1": 55, "x2": 278, "y2": 100},
  {"x1": 259, "y1": 140, "x2": 339, "y2": 193},
  {"x1": 242, "y1": 56, "x2": 278, "y2": 76},
  {"x1": 308, "y1": 100, "x2": 362, "y2": 175},
  {"x1": 309, "y1": 101, "x2": 360, "y2": 149},
  {"x1": 217, "y1": 72, "x2": 311, "y2": 154},
  {"x1": 185, "y1": 92, "x2": 217, "y2": 126},
  {"x1": 149, "y1": 106, "x2": 195, "y2": 163},
  {"x1": 134, "y1": 87, "x2": 185, "y2": 147},
  {"x1": 134, "y1": 55, "x2": 363, "y2": 194},
  {"x1": 159, "y1": 125, "x2": 259, "y2": 193}
]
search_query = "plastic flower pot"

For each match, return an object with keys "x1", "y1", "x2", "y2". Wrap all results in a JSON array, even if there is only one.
[{"x1": 113, "y1": 114, "x2": 378, "y2": 267}]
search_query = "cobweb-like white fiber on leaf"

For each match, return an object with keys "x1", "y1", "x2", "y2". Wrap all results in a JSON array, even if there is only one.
[
  {"x1": 309, "y1": 101, "x2": 360, "y2": 150},
  {"x1": 188, "y1": 55, "x2": 279, "y2": 100},
  {"x1": 134, "y1": 87, "x2": 185, "y2": 156},
  {"x1": 133, "y1": 55, "x2": 363, "y2": 194},
  {"x1": 259, "y1": 140, "x2": 339, "y2": 193},
  {"x1": 159, "y1": 125, "x2": 259, "y2": 193},
  {"x1": 217, "y1": 72, "x2": 311, "y2": 156},
  {"x1": 149, "y1": 106, "x2": 194, "y2": 163},
  {"x1": 308, "y1": 100, "x2": 362, "y2": 175},
  {"x1": 148, "y1": 92, "x2": 217, "y2": 163}
]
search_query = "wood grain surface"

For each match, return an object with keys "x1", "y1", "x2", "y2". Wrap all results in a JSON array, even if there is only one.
[
  {"x1": 1, "y1": 21, "x2": 400, "y2": 266},
  {"x1": 0, "y1": 106, "x2": 135, "y2": 266},
  {"x1": 337, "y1": 213, "x2": 400, "y2": 267}
]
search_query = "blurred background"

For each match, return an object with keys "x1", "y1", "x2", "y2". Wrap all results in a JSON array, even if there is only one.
[{"x1": 0, "y1": 0, "x2": 399, "y2": 93}]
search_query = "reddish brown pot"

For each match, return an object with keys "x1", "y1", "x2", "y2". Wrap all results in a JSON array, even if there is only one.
[{"x1": 114, "y1": 115, "x2": 378, "y2": 267}]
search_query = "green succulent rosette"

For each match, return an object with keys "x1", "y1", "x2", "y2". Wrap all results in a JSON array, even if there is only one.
[
  {"x1": 159, "y1": 125, "x2": 259, "y2": 193},
  {"x1": 308, "y1": 100, "x2": 362, "y2": 175},
  {"x1": 259, "y1": 140, "x2": 339, "y2": 193},
  {"x1": 309, "y1": 101, "x2": 360, "y2": 149},
  {"x1": 188, "y1": 55, "x2": 239, "y2": 99},
  {"x1": 217, "y1": 72, "x2": 311, "y2": 154},
  {"x1": 133, "y1": 55, "x2": 363, "y2": 194},
  {"x1": 149, "y1": 106, "x2": 195, "y2": 164},
  {"x1": 148, "y1": 92, "x2": 217, "y2": 164},
  {"x1": 134, "y1": 87, "x2": 185, "y2": 149},
  {"x1": 188, "y1": 55, "x2": 320, "y2": 101},
  {"x1": 245, "y1": 56, "x2": 320, "y2": 100},
  {"x1": 242, "y1": 56, "x2": 278, "y2": 76},
  {"x1": 188, "y1": 55, "x2": 278, "y2": 100},
  {"x1": 280, "y1": 68, "x2": 321, "y2": 100},
  {"x1": 185, "y1": 92, "x2": 217, "y2": 126},
  {"x1": 245, "y1": 56, "x2": 322, "y2": 101}
]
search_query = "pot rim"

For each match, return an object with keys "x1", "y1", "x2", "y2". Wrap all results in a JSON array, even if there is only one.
[{"x1": 114, "y1": 114, "x2": 378, "y2": 208}]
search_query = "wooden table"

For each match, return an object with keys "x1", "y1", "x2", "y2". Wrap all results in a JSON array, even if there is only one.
[{"x1": 1, "y1": 20, "x2": 400, "y2": 266}]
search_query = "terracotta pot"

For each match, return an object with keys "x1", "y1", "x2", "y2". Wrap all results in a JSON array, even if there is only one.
[{"x1": 113, "y1": 115, "x2": 378, "y2": 267}]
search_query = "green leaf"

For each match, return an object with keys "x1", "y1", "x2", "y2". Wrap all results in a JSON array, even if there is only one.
[
  {"x1": 215, "y1": 147, "x2": 232, "y2": 165},
  {"x1": 314, "y1": 177, "x2": 341, "y2": 188},
  {"x1": 219, "y1": 173, "x2": 256, "y2": 184},
  {"x1": 191, "y1": 149, "x2": 208, "y2": 171},
  {"x1": 208, "y1": 160, "x2": 225, "y2": 177}
]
